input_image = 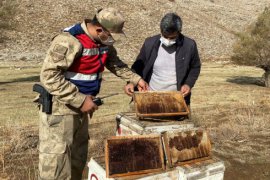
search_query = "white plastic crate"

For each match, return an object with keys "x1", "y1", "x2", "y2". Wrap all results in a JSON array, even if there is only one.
[
  {"x1": 87, "y1": 157, "x2": 225, "y2": 180},
  {"x1": 177, "y1": 159, "x2": 225, "y2": 180}
]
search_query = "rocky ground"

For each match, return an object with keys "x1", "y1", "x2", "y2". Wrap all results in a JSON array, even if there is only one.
[{"x1": 0, "y1": 0, "x2": 269, "y2": 62}]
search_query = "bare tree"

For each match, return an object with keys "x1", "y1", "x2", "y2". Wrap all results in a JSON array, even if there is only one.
[{"x1": 232, "y1": 7, "x2": 270, "y2": 87}]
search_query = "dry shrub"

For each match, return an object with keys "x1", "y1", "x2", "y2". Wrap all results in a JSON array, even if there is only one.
[
  {"x1": 232, "y1": 7, "x2": 270, "y2": 87},
  {"x1": 233, "y1": 104, "x2": 269, "y2": 130},
  {"x1": 232, "y1": 8, "x2": 270, "y2": 69},
  {"x1": 0, "y1": 0, "x2": 17, "y2": 42}
]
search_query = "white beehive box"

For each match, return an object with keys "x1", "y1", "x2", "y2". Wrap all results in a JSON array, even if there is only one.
[
  {"x1": 87, "y1": 113, "x2": 225, "y2": 179},
  {"x1": 177, "y1": 158, "x2": 225, "y2": 180},
  {"x1": 115, "y1": 113, "x2": 194, "y2": 136},
  {"x1": 87, "y1": 157, "x2": 225, "y2": 180}
]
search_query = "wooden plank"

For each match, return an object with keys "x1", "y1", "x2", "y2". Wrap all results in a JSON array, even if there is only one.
[
  {"x1": 133, "y1": 91, "x2": 189, "y2": 118},
  {"x1": 163, "y1": 129, "x2": 212, "y2": 167},
  {"x1": 105, "y1": 135, "x2": 165, "y2": 178},
  {"x1": 177, "y1": 156, "x2": 212, "y2": 166},
  {"x1": 117, "y1": 112, "x2": 193, "y2": 126}
]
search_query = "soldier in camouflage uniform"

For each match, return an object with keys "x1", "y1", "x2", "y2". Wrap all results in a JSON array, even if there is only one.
[{"x1": 38, "y1": 8, "x2": 148, "y2": 180}]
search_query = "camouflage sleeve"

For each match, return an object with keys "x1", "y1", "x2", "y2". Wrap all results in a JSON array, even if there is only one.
[
  {"x1": 105, "y1": 46, "x2": 142, "y2": 85},
  {"x1": 40, "y1": 33, "x2": 86, "y2": 108}
]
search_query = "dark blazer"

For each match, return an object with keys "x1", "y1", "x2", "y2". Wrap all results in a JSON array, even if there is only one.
[{"x1": 131, "y1": 34, "x2": 201, "y2": 105}]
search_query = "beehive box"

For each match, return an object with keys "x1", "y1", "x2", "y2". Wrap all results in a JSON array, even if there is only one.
[
  {"x1": 116, "y1": 112, "x2": 194, "y2": 136},
  {"x1": 133, "y1": 91, "x2": 189, "y2": 118},
  {"x1": 177, "y1": 158, "x2": 225, "y2": 180},
  {"x1": 88, "y1": 157, "x2": 225, "y2": 180},
  {"x1": 88, "y1": 131, "x2": 224, "y2": 180}
]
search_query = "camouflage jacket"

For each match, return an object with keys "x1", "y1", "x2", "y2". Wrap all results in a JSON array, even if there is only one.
[{"x1": 40, "y1": 22, "x2": 141, "y2": 115}]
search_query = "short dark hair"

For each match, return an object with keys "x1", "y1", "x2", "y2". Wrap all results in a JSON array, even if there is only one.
[{"x1": 160, "y1": 13, "x2": 182, "y2": 35}]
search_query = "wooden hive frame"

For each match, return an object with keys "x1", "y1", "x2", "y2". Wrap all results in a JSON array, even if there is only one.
[
  {"x1": 105, "y1": 135, "x2": 165, "y2": 178},
  {"x1": 133, "y1": 91, "x2": 190, "y2": 118},
  {"x1": 162, "y1": 129, "x2": 212, "y2": 167}
]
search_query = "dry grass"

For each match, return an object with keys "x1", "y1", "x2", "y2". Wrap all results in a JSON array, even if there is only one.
[
  {"x1": 0, "y1": 61, "x2": 270, "y2": 179},
  {"x1": 0, "y1": 126, "x2": 38, "y2": 180},
  {"x1": 0, "y1": 0, "x2": 17, "y2": 43},
  {"x1": 190, "y1": 63, "x2": 270, "y2": 179},
  {"x1": 0, "y1": 61, "x2": 41, "y2": 127},
  {"x1": 0, "y1": 61, "x2": 40, "y2": 179}
]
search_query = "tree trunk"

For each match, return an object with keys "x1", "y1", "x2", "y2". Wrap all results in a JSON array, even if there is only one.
[{"x1": 264, "y1": 71, "x2": 270, "y2": 87}]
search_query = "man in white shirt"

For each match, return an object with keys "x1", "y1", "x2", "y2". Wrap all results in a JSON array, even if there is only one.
[{"x1": 125, "y1": 12, "x2": 201, "y2": 107}]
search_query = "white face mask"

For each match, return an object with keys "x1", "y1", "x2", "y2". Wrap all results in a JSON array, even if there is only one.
[
  {"x1": 98, "y1": 35, "x2": 115, "y2": 46},
  {"x1": 97, "y1": 28, "x2": 115, "y2": 46},
  {"x1": 160, "y1": 36, "x2": 176, "y2": 47}
]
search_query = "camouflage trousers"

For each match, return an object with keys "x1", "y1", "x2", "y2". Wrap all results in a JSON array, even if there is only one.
[{"x1": 38, "y1": 110, "x2": 89, "y2": 180}]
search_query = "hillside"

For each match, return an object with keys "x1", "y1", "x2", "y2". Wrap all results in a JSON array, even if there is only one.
[{"x1": 0, "y1": 0, "x2": 269, "y2": 62}]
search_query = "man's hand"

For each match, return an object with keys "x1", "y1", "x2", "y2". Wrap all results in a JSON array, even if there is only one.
[
  {"x1": 125, "y1": 79, "x2": 149, "y2": 96},
  {"x1": 124, "y1": 83, "x2": 135, "y2": 96},
  {"x1": 180, "y1": 84, "x2": 191, "y2": 97},
  {"x1": 137, "y1": 79, "x2": 149, "y2": 92},
  {"x1": 80, "y1": 96, "x2": 98, "y2": 116}
]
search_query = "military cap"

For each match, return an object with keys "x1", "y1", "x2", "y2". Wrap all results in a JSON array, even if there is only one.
[{"x1": 96, "y1": 7, "x2": 126, "y2": 39}]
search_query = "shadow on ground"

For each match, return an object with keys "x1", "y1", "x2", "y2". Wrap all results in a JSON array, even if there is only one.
[
  {"x1": 226, "y1": 76, "x2": 264, "y2": 86},
  {"x1": 0, "y1": 76, "x2": 40, "y2": 85}
]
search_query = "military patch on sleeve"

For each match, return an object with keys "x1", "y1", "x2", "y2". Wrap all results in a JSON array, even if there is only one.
[{"x1": 50, "y1": 44, "x2": 68, "y2": 62}]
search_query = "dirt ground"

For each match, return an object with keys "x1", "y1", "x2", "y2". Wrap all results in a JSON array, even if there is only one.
[{"x1": 0, "y1": 61, "x2": 269, "y2": 179}]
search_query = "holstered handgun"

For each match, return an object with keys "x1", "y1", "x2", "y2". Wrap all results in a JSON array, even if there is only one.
[{"x1": 33, "y1": 84, "x2": 52, "y2": 114}]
